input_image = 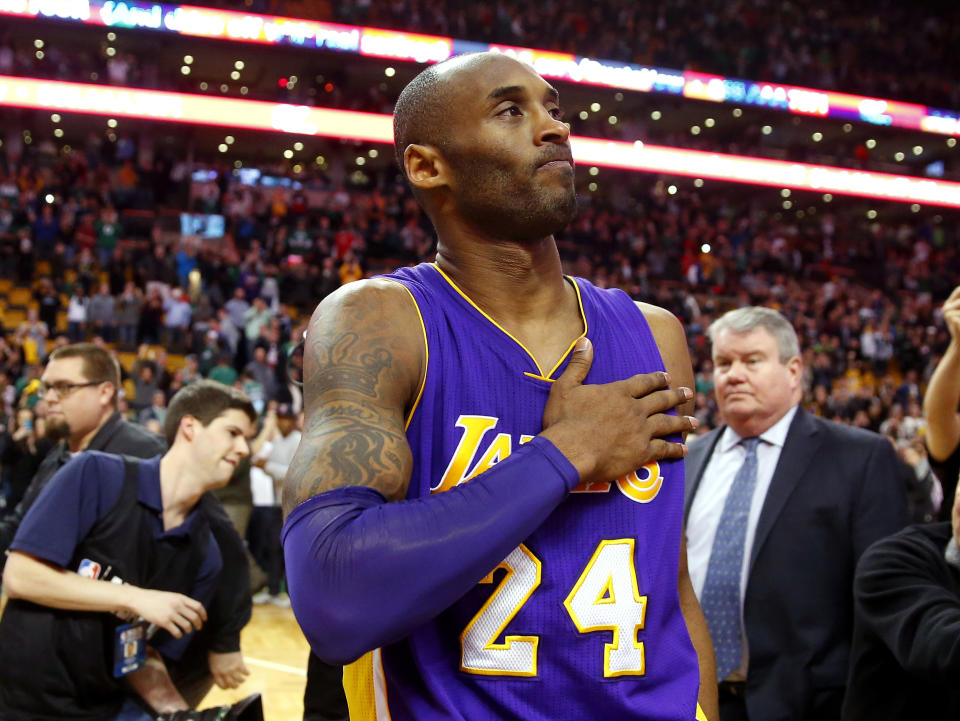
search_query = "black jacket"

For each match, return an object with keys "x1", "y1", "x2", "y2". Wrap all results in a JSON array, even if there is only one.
[{"x1": 844, "y1": 522, "x2": 960, "y2": 720}]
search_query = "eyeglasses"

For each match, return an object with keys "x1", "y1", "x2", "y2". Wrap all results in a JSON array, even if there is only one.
[{"x1": 38, "y1": 380, "x2": 103, "y2": 398}]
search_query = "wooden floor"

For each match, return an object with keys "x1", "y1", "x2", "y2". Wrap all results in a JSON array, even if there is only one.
[
  {"x1": 201, "y1": 603, "x2": 311, "y2": 721},
  {"x1": 0, "y1": 596, "x2": 312, "y2": 721}
]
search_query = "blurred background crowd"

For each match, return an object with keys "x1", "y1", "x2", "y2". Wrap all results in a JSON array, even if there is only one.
[
  {"x1": 0, "y1": 126, "x2": 956, "y2": 519},
  {"x1": 0, "y1": 0, "x2": 958, "y2": 718},
  {"x1": 0, "y1": 0, "x2": 954, "y2": 553}
]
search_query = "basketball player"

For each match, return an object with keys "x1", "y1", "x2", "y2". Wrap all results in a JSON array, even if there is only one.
[{"x1": 282, "y1": 52, "x2": 717, "y2": 721}]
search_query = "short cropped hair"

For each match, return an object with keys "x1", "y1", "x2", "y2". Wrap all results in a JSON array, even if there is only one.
[
  {"x1": 48, "y1": 343, "x2": 121, "y2": 406},
  {"x1": 707, "y1": 307, "x2": 800, "y2": 363},
  {"x1": 164, "y1": 379, "x2": 256, "y2": 446},
  {"x1": 393, "y1": 63, "x2": 450, "y2": 174}
]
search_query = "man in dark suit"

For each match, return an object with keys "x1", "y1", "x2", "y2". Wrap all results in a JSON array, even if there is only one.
[{"x1": 684, "y1": 307, "x2": 907, "y2": 721}]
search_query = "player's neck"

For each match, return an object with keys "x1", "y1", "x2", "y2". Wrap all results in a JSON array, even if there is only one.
[
  {"x1": 435, "y1": 237, "x2": 568, "y2": 325},
  {"x1": 435, "y1": 238, "x2": 583, "y2": 373}
]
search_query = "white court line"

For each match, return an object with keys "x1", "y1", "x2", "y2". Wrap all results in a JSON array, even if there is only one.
[{"x1": 245, "y1": 657, "x2": 307, "y2": 677}]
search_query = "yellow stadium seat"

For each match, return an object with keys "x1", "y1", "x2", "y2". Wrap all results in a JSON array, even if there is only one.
[{"x1": 8, "y1": 288, "x2": 32, "y2": 307}]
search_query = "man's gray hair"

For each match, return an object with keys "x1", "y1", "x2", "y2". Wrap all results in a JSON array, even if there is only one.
[{"x1": 707, "y1": 307, "x2": 800, "y2": 363}]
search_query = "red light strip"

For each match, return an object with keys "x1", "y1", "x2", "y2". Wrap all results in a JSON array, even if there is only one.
[
  {"x1": 1, "y1": 75, "x2": 956, "y2": 208},
  {"x1": 572, "y1": 137, "x2": 959, "y2": 208},
  {"x1": 3, "y1": 0, "x2": 958, "y2": 135},
  {"x1": 0, "y1": 75, "x2": 393, "y2": 141}
]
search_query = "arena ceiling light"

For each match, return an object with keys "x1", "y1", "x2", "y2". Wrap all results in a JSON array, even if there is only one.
[
  {"x1": 3, "y1": 0, "x2": 960, "y2": 137},
  {"x1": 1, "y1": 74, "x2": 958, "y2": 209}
]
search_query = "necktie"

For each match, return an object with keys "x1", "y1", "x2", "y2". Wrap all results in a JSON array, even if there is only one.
[{"x1": 700, "y1": 437, "x2": 760, "y2": 681}]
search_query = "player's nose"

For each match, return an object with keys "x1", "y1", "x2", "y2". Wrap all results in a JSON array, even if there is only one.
[{"x1": 534, "y1": 109, "x2": 570, "y2": 146}]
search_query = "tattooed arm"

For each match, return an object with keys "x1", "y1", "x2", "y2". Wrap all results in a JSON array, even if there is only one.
[
  {"x1": 281, "y1": 280, "x2": 584, "y2": 662},
  {"x1": 282, "y1": 282, "x2": 692, "y2": 663},
  {"x1": 282, "y1": 279, "x2": 424, "y2": 517}
]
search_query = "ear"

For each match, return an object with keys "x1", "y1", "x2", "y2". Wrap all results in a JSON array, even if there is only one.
[
  {"x1": 99, "y1": 382, "x2": 117, "y2": 409},
  {"x1": 403, "y1": 144, "x2": 449, "y2": 192},
  {"x1": 787, "y1": 355, "x2": 803, "y2": 388},
  {"x1": 179, "y1": 414, "x2": 197, "y2": 442}
]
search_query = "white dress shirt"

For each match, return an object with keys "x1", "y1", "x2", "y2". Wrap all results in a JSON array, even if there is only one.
[{"x1": 686, "y1": 405, "x2": 798, "y2": 675}]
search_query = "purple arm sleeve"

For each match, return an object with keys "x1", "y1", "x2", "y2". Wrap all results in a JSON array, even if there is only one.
[{"x1": 281, "y1": 435, "x2": 580, "y2": 664}]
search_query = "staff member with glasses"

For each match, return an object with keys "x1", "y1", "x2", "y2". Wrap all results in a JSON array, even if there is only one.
[{"x1": 0, "y1": 342, "x2": 166, "y2": 565}]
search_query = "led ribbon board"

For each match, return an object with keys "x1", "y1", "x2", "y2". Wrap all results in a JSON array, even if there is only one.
[
  {"x1": 0, "y1": 75, "x2": 394, "y2": 141},
  {"x1": 1, "y1": 0, "x2": 958, "y2": 136},
  {"x1": 2, "y1": 75, "x2": 957, "y2": 208}
]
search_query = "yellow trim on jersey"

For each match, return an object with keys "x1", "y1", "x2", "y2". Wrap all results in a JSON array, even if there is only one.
[
  {"x1": 343, "y1": 651, "x2": 392, "y2": 721},
  {"x1": 593, "y1": 575, "x2": 617, "y2": 605},
  {"x1": 343, "y1": 652, "x2": 376, "y2": 721},
  {"x1": 695, "y1": 702, "x2": 708, "y2": 721},
  {"x1": 522, "y1": 371, "x2": 557, "y2": 383},
  {"x1": 543, "y1": 277, "x2": 588, "y2": 379},
  {"x1": 381, "y1": 278, "x2": 429, "y2": 431},
  {"x1": 430, "y1": 263, "x2": 587, "y2": 380}
]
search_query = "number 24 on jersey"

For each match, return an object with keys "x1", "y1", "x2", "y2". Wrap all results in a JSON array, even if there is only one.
[{"x1": 460, "y1": 539, "x2": 648, "y2": 678}]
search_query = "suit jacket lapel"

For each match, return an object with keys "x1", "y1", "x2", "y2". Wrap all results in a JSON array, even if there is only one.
[
  {"x1": 748, "y1": 407, "x2": 822, "y2": 573},
  {"x1": 684, "y1": 427, "x2": 724, "y2": 521}
]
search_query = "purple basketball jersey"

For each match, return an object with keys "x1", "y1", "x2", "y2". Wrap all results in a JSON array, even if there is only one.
[{"x1": 343, "y1": 262, "x2": 699, "y2": 721}]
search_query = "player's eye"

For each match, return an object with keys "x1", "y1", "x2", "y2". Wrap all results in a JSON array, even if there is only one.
[
  {"x1": 549, "y1": 107, "x2": 564, "y2": 120},
  {"x1": 498, "y1": 105, "x2": 523, "y2": 117}
]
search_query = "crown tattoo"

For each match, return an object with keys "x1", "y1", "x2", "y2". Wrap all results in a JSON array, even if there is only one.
[{"x1": 315, "y1": 332, "x2": 392, "y2": 397}]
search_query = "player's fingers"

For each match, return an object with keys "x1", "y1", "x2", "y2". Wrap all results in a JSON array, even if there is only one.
[
  {"x1": 646, "y1": 438, "x2": 688, "y2": 460},
  {"x1": 553, "y1": 337, "x2": 593, "y2": 389},
  {"x1": 623, "y1": 371, "x2": 672, "y2": 399},
  {"x1": 649, "y1": 414, "x2": 699, "y2": 435},
  {"x1": 646, "y1": 413, "x2": 699, "y2": 439},
  {"x1": 947, "y1": 285, "x2": 960, "y2": 303},
  {"x1": 636, "y1": 386, "x2": 692, "y2": 414}
]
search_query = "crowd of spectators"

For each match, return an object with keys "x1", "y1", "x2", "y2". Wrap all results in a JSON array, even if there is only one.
[
  {"x1": 326, "y1": 0, "x2": 960, "y2": 109},
  {"x1": 0, "y1": 123, "x2": 958, "y2": 516},
  {"x1": 4, "y1": 5, "x2": 959, "y2": 183},
  {"x1": 92, "y1": 0, "x2": 953, "y2": 110}
]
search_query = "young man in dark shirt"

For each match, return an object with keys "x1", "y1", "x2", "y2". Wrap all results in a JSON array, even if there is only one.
[{"x1": 0, "y1": 380, "x2": 255, "y2": 720}]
